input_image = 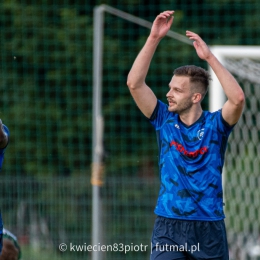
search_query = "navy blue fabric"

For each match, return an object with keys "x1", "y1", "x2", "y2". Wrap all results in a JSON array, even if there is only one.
[{"x1": 150, "y1": 216, "x2": 229, "y2": 260}]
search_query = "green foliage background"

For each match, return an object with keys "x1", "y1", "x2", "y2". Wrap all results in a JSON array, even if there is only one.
[
  {"x1": 1, "y1": 0, "x2": 260, "y2": 178},
  {"x1": 0, "y1": 0, "x2": 259, "y2": 259}
]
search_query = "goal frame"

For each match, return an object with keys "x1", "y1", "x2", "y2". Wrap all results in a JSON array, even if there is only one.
[
  {"x1": 92, "y1": 5, "x2": 192, "y2": 260},
  {"x1": 209, "y1": 46, "x2": 260, "y2": 205},
  {"x1": 209, "y1": 46, "x2": 260, "y2": 112},
  {"x1": 92, "y1": 4, "x2": 260, "y2": 259}
]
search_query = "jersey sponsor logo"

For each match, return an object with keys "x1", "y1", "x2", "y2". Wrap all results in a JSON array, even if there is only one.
[{"x1": 170, "y1": 140, "x2": 208, "y2": 158}]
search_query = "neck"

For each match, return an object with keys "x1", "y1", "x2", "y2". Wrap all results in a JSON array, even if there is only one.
[{"x1": 179, "y1": 107, "x2": 203, "y2": 126}]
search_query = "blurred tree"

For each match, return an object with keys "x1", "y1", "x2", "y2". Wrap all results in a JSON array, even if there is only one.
[{"x1": 0, "y1": 0, "x2": 259, "y2": 177}]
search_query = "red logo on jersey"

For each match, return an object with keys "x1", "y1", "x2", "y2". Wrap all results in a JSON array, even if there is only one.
[{"x1": 170, "y1": 141, "x2": 208, "y2": 158}]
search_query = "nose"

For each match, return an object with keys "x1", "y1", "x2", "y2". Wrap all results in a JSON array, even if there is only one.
[{"x1": 166, "y1": 89, "x2": 172, "y2": 98}]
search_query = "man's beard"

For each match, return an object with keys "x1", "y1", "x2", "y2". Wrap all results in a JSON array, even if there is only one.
[{"x1": 168, "y1": 99, "x2": 193, "y2": 115}]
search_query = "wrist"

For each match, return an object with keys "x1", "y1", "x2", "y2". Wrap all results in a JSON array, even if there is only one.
[
  {"x1": 147, "y1": 35, "x2": 162, "y2": 45},
  {"x1": 205, "y1": 52, "x2": 216, "y2": 64}
]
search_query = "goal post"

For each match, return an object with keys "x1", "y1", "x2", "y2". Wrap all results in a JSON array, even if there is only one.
[
  {"x1": 209, "y1": 46, "x2": 260, "y2": 111},
  {"x1": 92, "y1": 4, "x2": 260, "y2": 259},
  {"x1": 92, "y1": 5, "x2": 193, "y2": 260},
  {"x1": 209, "y1": 46, "x2": 260, "y2": 259},
  {"x1": 209, "y1": 46, "x2": 260, "y2": 200}
]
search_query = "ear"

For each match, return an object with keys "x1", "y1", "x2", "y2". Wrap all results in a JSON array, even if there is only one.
[{"x1": 192, "y1": 93, "x2": 202, "y2": 104}]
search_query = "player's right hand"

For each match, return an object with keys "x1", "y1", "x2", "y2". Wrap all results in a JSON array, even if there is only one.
[{"x1": 150, "y1": 11, "x2": 174, "y2": 40}]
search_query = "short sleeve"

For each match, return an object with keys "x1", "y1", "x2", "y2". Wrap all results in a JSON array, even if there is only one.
[
  {"x1": 215, "y1": 109, "x2": 235, "y2": 137},
  {"x1": 149, "y1": 100, "x2": 173, "y2": 130}
]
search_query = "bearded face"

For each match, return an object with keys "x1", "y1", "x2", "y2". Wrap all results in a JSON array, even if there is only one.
[{"x1": 167, "y1": 76, "x2": 195, "y2": 115}]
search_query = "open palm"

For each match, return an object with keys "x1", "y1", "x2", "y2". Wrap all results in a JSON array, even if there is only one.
[
  {"x1": 150, "y1": 11, "x2": 174, "y2": 39},
  {"x1": 186, "y1": 31, "x2": 212, "y2": 61}
]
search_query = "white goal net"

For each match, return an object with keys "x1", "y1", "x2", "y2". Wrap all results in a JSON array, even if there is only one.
[{"x1": 209, "y1": 47, "x2": 260, "y2": 260}]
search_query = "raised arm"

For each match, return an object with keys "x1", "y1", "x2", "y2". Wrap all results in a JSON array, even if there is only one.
[
  {"x1": 127, "y1": 11, "x2": 174, "y2": 118},
  {"x1": 186, "y1": 31, "x2": 245, "y2": 125}
]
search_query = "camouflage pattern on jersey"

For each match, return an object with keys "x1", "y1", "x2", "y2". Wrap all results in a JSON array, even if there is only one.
[{"x1": 149, "y1": 100, "x2": 234, "y2": 221}]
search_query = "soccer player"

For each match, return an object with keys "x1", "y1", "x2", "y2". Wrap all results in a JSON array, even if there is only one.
[
  {"x1": 127, "y1": 10, "x2": 245, "y2": 260},
  {"x1": 0, "y1": 228, "x2": 21, "y2": 260},
  {"x1": 0, "y1": 120, "x2": 10, "y2": 254}
]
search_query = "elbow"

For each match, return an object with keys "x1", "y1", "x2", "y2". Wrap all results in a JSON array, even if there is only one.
[
  {"x1": 126, "y1": 77, "x2": 133, "y2": 89},
  {"x1": 233, "y1": 91, "x2": 245, "y2": 108},
  {"x1": 126, "y1": 76, "x2": 139, "y2": 90},
  {"x1": 127, "y1": 73, "x2": 146, "y2": 90},
  {"x1": 238, "y1": 91, "x2": 245, "y2": 106}
]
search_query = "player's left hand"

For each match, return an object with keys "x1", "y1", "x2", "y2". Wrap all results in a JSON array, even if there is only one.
[{"x1": 186, "y1": 31, "x2": 213, "y2": 61}]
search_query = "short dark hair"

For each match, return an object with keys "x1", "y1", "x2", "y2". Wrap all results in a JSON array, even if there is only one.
[{"x1": 173, "y1": 65, "x2": 211, "y2": 100}]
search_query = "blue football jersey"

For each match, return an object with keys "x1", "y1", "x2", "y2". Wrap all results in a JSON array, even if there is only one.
[{"x1": 149, "y1": 100, "x2": 234, "y2": 221}]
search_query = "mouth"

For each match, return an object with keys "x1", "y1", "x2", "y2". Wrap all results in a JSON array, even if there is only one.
[{"x1": 168, "y1": 100, "x2": 176, "y2": 106}]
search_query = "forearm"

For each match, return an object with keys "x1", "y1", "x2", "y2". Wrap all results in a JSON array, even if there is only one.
[
  {"x1": 127, "y1": 36, "x2": 161, "y2": 89},
  {"x1": 207, "y1": 54, "x2": 245, "y2": 105}
]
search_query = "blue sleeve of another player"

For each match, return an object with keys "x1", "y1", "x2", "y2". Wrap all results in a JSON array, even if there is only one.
[
  {"x1": 216, "y1": 109, "x2": 235, "y2": 136},
  {"x1": 0, "y1": 124, "x2": 10, "y2": 153},
  {"x1": 3, "y1": 125, "x2": 10, "y2": 138},
  {"x1": 149, "y1": 100, "x2": 172, "y2": 130}
]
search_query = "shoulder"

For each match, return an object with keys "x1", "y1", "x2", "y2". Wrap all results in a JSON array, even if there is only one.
[
  {"x1": 149, "y1": 99, "x2": 177, "y2": 120},
  {"x1": 149, "y1": 100, "x2": 177, "y2": 129},
  {"x1": 205, "y1": 110, "x2": 233, "y2": 125},
  {"x1": 204, "y1": 109, "x2": 235, "y2": 135}
]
